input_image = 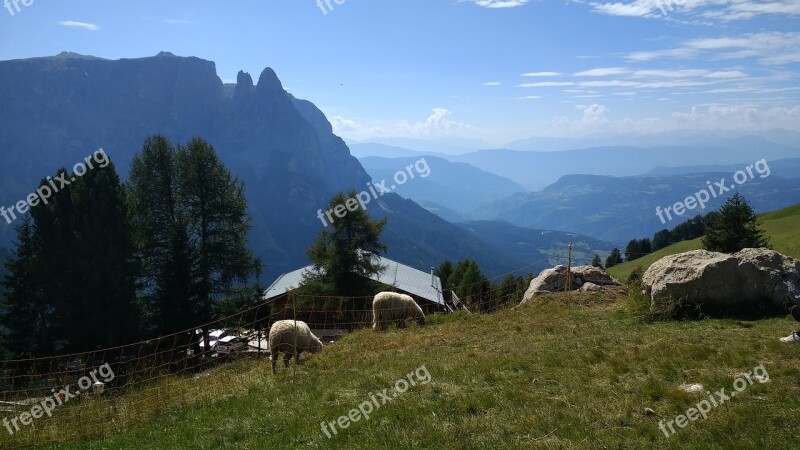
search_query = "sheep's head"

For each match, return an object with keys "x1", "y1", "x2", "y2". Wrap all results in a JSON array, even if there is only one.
[{"x1": 309, "y1": 335, "x2": 323, "y2": 354}]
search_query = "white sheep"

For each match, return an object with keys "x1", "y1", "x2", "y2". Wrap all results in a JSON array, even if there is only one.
[
  {"x1": 268, "y1": 320, "x2": 323, "y2": 374},
  {"x1": 372, "y1": 292, "x2": 426, "y2": 331}
]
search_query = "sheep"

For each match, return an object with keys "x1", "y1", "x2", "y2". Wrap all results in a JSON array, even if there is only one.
[
  {"x1": 372, "y1": 292, "x2": 426, "y2": 331},
  {"x1": 268, "y1": 320, "x2": 323, "y2": 374}
]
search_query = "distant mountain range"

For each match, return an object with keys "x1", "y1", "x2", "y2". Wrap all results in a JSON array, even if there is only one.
[
  {"x1": 641, "y1": 158, "x2": 800, "y2": 178},
  {"x1": 447, "y1": 142, "x2": 800, "y2": 191},
  {"x1": 473, "y1": 168, "x2": 800, "y2": 243},
  {"x1": 359, "y1": 155, "x2": 524, "y2": 218},
  {"x1": 503, "y1": 129, "x2": 800, "y2": 152},
  {"x1": 352, "y1": 140, "x2": 800, "y2": 191}
]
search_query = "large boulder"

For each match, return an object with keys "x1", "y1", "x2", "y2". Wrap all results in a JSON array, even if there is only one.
[
  {"x1": 642, "y1": 248, "x2": 800, "y2": 310},
  {"x1": 571, "y1": 265, "x2": 621, "y2": 286},
  {"x1": 522, "y1": 265, "x2": 621, "y2": 303}
]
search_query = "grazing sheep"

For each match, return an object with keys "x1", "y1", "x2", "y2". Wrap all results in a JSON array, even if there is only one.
[
  {"x1": 372, "y1": 292, "x2": 426, "y2": 331},
  {"x1": 268, "y1": 320, "x2": 323, "y2": 374}
]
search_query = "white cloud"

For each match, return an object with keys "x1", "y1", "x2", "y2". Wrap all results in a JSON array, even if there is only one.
[
  {"x1": 518, "y1": 81, "x2": 576, "y2": 87},
  {"x1": 521, "y1": 71, "x2": 562, "y2": 77},
  {"x1": 58, "y1": 21, "x2": 100, "y2": 31},
  {"x1": 462, "y1": 0, "x2": 530, "y2": 8},
  {"x1": 516, "y1": 95, "x2": 542, "y2": 100},
  {"x1": 625, "y1": 32, "x2": 800, "y2": 66},
  {"x1": 330, "y1": 109, "x2": 476, "y2": 141},
  {"x1": 589, "y1": 0, "x2": 800, "y2": 22},
  {"x1": 574, "y1": 67, "x2": 630, "y2": 76},
  {"x1": 578, "y1": 104, "x2": 610, "y2": 122},
  {"x1": 544, "y1": 103, "x2": 800, "y2": 137},
  {"x1": 397, "y1": 108, "x2": 472, "y2": 137},
  {"x1": 483, "y1": 81, "x2": 502, "y2": 86}
]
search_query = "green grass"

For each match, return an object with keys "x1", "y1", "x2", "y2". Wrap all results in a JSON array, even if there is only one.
[
  {"x1": 608, "y1": 204, "x2": 800, "y2": 282},
  {"x1": 6, "y1": 289, "x2": 799, "y2": 449}
]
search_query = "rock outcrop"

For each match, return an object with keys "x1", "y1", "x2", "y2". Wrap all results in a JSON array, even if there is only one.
[
  {"x1": 522, "y1": 265, "x2": 621, "y2": 303},
  {"x1": 642, "y1": 248, "x2": 800, "y2": 310}
]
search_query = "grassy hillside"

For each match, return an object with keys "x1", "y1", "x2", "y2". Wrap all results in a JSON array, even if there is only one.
[
  {"x1": 9, "y1": 289, "x2": 800, "y2": 449},
  {"x1": 608, "y1": 204, "x2": 800, "y2": 281}
]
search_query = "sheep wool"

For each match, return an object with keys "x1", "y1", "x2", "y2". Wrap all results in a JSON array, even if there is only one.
[
  {"x1": 269, "y1": 320, "x2": 323, "y2": 374},
  {"x1": 372, "y1": 292, "x2": 426, "y2": 331}
]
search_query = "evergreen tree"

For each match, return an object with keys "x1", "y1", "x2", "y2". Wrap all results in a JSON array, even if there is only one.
[
  {"x1": 448, "y1": 260, "x2": 491, "y2": 311},
  {"x1": 652, "y1": 229, "x2": 672, "y2": 251},
  {"x1": 302, "y1": 191, "x2": 388, "y2": 296},
  {"x1": 129, "y1": 136, "x2": 261, "y2": 355},
  {"x1": 2, "y1": 160, "x2": 141, "y2": 355},
  {"x1": 1, "y1": 218, "x2": 52, "y2": 357},
  {"x1": 703, "y1": 193, "x2": 770, "y2": 252},
  {"x1": 435, "y1": 261, "x2": 454, "y2": 290},
  {"x1": 128, "y1": 136, "x2": 194, "y2": 337},
  {"x1": 591, "y1": 254, "x2": 603, "y2": 269},
  {"x1": 624, "y1": 239, "x2": 639, "y2": 262},
  {"x1": 492, "y1": 274, "x2": 521, "y2": 312},
  {"x1": 65, "y1": 158, "x2": 141, "y2": 350},
  {"x1": 605, "y1": 248, "x2": 623, "y2": 268}
]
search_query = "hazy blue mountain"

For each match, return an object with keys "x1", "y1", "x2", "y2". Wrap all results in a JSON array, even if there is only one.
[
  {"x1": 476, "y1": 173, "x2": 800, "y2": 243},
  {"x1": 447, "y1": 143, "x2": 800, "y2": 191},
  {"x1": 642, "y1": 158, "x2": 800, "y2": 178},
  {"x1": 348, "y1": 143, "x2": 437, "y2": 159},
  {"x1": 503, "y1": 129, "x2": 800, "y2": 152},
  {"x1": 359, "y1": 155, "x2": 525, "y2": 217},
  {"x1": 415, "y1": 200, "x2": 473, "y2": 223},
  {"x1": 457, "y1": 221, "x2": 616, "y2": 269},
  {"x1": 352, "y1": 138, "x2": 483, "y2": 154},
  {"x1": 369, "y1": 194, "x2": 529, "y2": 276}
]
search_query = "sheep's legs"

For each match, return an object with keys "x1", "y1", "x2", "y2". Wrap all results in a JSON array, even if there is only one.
[
  {"x1": 283, "y1": 352, "x2": 292, "y2": 368},
  {"x1": 271, "y1": 354, "x2": 278, "y2": 374}
]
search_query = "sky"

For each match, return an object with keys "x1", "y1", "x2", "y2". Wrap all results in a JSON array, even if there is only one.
[{"x1": 1, "y1": 0, "x2": 799, "y2": 148}]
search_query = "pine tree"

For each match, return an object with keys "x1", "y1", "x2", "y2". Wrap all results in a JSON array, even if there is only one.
[
  {"x1": 130, "y1": 136, "x2": 261, "y2": 353},
  {"x1": 66, "y1": 158, "x2": 141, "y2": 350},
  {"x1": 652, "y1": 229, "x2": 672, "y2": 251},
  {"x1": 1, "y1": 218, "x2": 52, "y2": 357},
  {"x1": 435, "y1": 261, "x2": 454, "y2": 290},
  {"x1": 703, "y1": 193, "x2": 770, "y2": 252},
  {"x1": 302, "y1": 191, "x2": 388, "y2": 297},
  {"x1": 605, "y1": 248, "x2": 623, "y2": 268},
  {"x1": 448, "y1": 260, "x2": 491, "y2": 311},
  {"x1": 128, "y1": 136, "x2": 194, "y2": 337},
  {"x1": 2, "y1": 159, "x2": 141, "y2": 355},
  {"x1": 591, "y1": 254, "x2": 603, "y2": 269}
]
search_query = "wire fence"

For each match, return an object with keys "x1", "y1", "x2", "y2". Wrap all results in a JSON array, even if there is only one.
[{"x1": 0, "y1": 252, "x2": 629, "y2": 448}]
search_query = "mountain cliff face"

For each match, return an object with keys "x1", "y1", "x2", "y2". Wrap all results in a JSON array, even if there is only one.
[
  {"x1": 0, "y1": 52, "x2": 544, "y2": 279},
  {"x1": 0, "y1": 52, "x2": 380, "y2": 277}
]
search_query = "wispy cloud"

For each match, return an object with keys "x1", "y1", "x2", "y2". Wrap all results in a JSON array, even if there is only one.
[
  {"x1": 462, "y1": 0, "x2": 530, "y2": 8},
  {"x1": 165, "y1": 19, "x2": 196, "y2": 25},
  {"x1": 518, "y1": 81, "x2": 576, "y2": 87},
  {"x1": 483, "y1": 81, "x2": 502, "y2": 86},
  {"x1": 625, "y1": 32, "x2": 800, "y2": 65},
  {"x1": 573, "y1": 67, "x2": 630, "y2": 76},
  {"x1": 516, "y1": 95, "x2": 542, "y2": 99},
  {"x1": 58, "y1": 21, "x2": 100, "y2": 31},
  {"x1": 588, "y1": 0, "x2": 800, "y2": 22},
  {"x1": 521, "y1": 71, "x2": 561, "y2": 77}
]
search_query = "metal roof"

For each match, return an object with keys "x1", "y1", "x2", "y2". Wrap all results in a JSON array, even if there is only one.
[{"x1": 263, "y1": 255, "x2": 445, "y2": 306}]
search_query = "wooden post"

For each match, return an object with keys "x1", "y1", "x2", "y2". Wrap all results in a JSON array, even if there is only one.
[{"x1": 566, "y1": 242, "x2": 573, "y2": 299}]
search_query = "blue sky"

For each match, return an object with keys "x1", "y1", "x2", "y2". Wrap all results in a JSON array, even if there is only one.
[{"x1": 1, "y1": 0, "x2": 798, "y2": 147}]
